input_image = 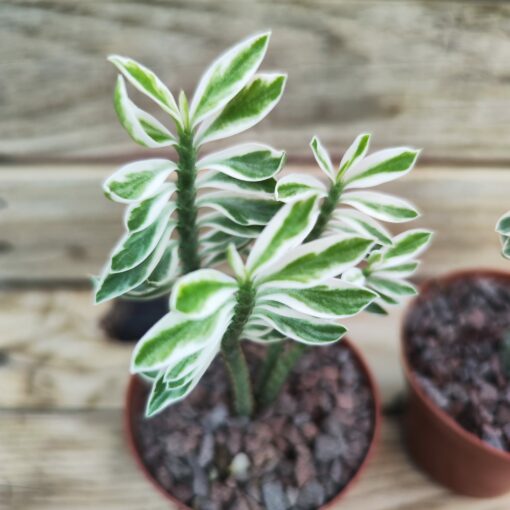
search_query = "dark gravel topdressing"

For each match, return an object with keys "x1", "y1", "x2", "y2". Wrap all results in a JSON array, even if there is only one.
[
  {"x1": 404, "y1": 274, "x2": 510, "y2": 452},
  {"x1": 133, "y1": 342, "x2": 376, "y2": 510}
]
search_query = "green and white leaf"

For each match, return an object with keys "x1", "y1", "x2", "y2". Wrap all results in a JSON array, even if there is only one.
[
  {"x1": 366, "y1": 276, "x2": 417, "y2": 299},
  {"x1": 198, "y1": 171, "x2": 275, "y2": 198},
  {"x1": 124, "y1": 187, "x2": 175, "y2": 232},
  {"x1": 104, "y1": 159, "x2": 177, "y2": 203},
  {"x1": 496, "y1": 211, "x2": 510, "y2": 236},
  {"x1": 341, "y1": 191, "x2": 419, "y2": 223},
  {"x1": 310, "y1": 136, "x2": 335, "y2": 181},
  {"x1": 343, "y1": 147, "x2": 419, "y2": 189},
  {"x1": 259, "y1": 279, "x2": 376, "y2": 319},
  {"x1": 340, "y1": 267, "x2": 366, "y2": 286},
  {"x1": 199, "y1": 213, "x2": 263, "y2": 238},
  {"x1": 226, "y1": 243, "x2": 246, "y2": 280},
  {"x1": 370, "y1": 261, "x2": 419, "y2": 279},
  {"x1": 259, "y1": 234, "x2": 373, "y2": 288},
  {"x1": 147, "y1": 240, "x2": 180, "y2": 286},
  {"x1": 330, "y1": 209, "x2": 392, "y2": 246},
  {"x1": 275, "y1": 174, "x2": 327, "y2": 203},
  {"x1": 246, "y1": 197, "x2": 320, "y2": 277},
  {"x1": 94, "y1": 225, "x2": 172, "y2": 304},
  {"x1": 256, "y1": 304, "x2": 347, "y2": 345},
  {"x1": 190, "y1": 32, "x2": 270, "y2": 125},
  {"x1": 131, "y1": 304, "x2": 233, "y2": 373},
  {"x1": 197, "y1": 143, "x2": 285, "y2": 182},
  {"x1": 110, "y1": 206, "x2": 173, "y2": 272},
  {"x1": 338, "y1": 133, "x2": 371, "y2": 176},
  {"x1": 198, "y1": 73, "x2": 287, "y2": 144},
  {"x1": 198, "y1": 192, "x2": 281, "y2": 226},
  {"x1": 170, "y1": 269, "x2": 237, "y2": 318},
  {"x1": 108, "y1": 55, "x2": 180, "y2": 122},
  {"x1": 113, "y1": 76, "x2": 176, "y2": 148}
]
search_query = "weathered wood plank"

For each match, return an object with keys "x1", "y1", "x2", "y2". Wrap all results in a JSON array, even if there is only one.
[
  {"x1": 2, "y1": 1, "x2": 510, "y2": 160},
  {"x1": 2, "y1": 411, "x2": 510, "y2": 510},
  {"x1": 0, "y1": 290, "x2": 405, "y2": 410},
  {"x1": 1, "y1": 164, "x2": 508, "y2": 282}
]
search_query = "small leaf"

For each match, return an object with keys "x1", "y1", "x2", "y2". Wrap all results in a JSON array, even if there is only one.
[
  {"x1": 110, "y1": 206, "x2": 173, "y2": 272},
  {"x1": 198, "y1": 192, "x2": 281, "y2": 225},
  {"x1": 131, "y1": 304, "x2": 233, "y2": 373},
  {"x1": 170, "y1": 269, "x2": 237, "y2": 318},
  {"x1": 259, "y1": 235, "x2": 373, "y2": 288},
  {"x1": 258, "y1": 304, "x2": 347, "y2": 345},
  {"x1": 190, "y1": 32, "x2": 271, "y2": 125},
  {"x1": 496, "y1": 212, "x2": 510, "y2": 236},
  {"x1": 366, "y1": 276, "x2": 417, "y2": 298},
  {"x1": 199, "y1": 213, "x2": 263, "y2": 238},
  {"x1": 104, "y1": 159, "x2": 177, "y2": 203},
  {"x1": 108, "y1": 55, "x2": 180, "y2": 121},
  {"x1": 197, "y1": 143, "x2": 285, "y2": 182},
  {"x1": 260, "y1": 279, "x2": 376, "y2": 319},
  {"x1": 343, "y1": 148, "x2": 419, "y2": 189},
  {"x1": 338, "y1": 133, "x2": 371, "y2": 175},
  {"x1": 341, "y1": 191, "x2": 419, "y2": 223},
  {"x1": 113, "y1": 76, "x2": 176, "y2": 148},
  {"x1": 198, "y1": 73, "x2": 287, "y2": 144},
  {"x1": 147, "y1": 241, "x2": 180, "y2": 286},
  {"x1": 365, "y1": 302, "x2": 388, "y2": 315},
  {"x1": 310, "y1": 136, "x2": 335, "y2": 181},
  {"x1": 246, "y1": 197, "x2": 320, "y2": 277},
  {"x1": 275, "y1": 174, "x2": 328, "y2": 203},
  {"x1": 227, "y1": 243, "x2": 245, "y2": 279},
  {"x1": 198, "y1": 171, "x2": 276, "y2": 198},
  {"x1": 376, "y1": 229, "x2": 432, "y2": 268},
  {"x1": 124, "y1": 187, "x2": 175, "y2": 232},
  {"x1": 94, "y1": 225, "x2": 172, "y2": 304},
  {"x1": 331, "y1": 209, "x2": 392, "y2": 246}
]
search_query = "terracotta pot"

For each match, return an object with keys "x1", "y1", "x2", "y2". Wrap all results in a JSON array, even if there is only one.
[
  {"x1": 124, "y1": 338, "x2": 381, "y2": 508},
  {"x1": 402, "y1": 269, "x2": 510, "y2": 497}
]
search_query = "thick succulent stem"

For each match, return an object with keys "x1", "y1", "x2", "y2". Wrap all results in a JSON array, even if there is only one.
[
  {"x1": 259, "y1": 181, "x2": 343, "y2": 407},
  {"x1": 221, "y1": 281, "x2": 256, "y2": 417},
  {"x1": 175, "y1": 128, "x2": 201, "y2": 274}
]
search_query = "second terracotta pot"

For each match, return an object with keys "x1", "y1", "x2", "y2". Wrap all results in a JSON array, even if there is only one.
[{"x1": 402, "y1": 269, "x2": 510, "y2": 497}]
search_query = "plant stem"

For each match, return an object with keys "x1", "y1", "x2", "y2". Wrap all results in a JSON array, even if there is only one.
[
  {"x1": 221, "y1": 281, "x2": 256, "y2": 416},
  {"x1": 175, "y1": 128, "x2": 201, "y2": 274},
  {"x1": 255, "y1": 341, "x2": 284, "y2": 391},
  {"x1": 258, "y1": 181, "x2": 343, "y2": 407}
]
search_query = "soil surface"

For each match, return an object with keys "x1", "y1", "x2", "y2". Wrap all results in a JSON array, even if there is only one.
[
  {"x1": 101, "y1": 296, "x2": 169, "y2": 341},
  {"x1": 405, "y1": 274, "x2": 510, "y2": 452},
  {"x1": 133, "y1": 342, "x2": 375, "y2": 509}
]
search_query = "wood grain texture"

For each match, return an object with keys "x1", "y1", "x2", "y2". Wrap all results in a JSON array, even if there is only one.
[
  {"x1": 2, "y1": 411, "x2": 510, "y2": 510},
  {"x1": 2, "y1": 1, "x2": 510, "y2": 160},
  {"x1": 1, "y1": 164, "x2": 508, "y2": 283}
]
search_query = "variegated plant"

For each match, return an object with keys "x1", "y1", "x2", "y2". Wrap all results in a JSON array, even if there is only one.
[
  {"x1": 276, "y1": 134, "x2": 433, "y2": 313},
  {"x1": 94, "y1": 32, "x2": 287, "y2": 304},
  {"x1": 496, "y1": 211, "x2": 510, "y2": 259},
  {"x1": 132, "y1": 197, "x2": 379, "y2": 417}
]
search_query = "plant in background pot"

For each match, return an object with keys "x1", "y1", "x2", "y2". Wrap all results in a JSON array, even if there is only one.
[
  {"x1": 95, "y1": 32, "x2": 286, "y2": 339},
  {"x1": 399, "y1": 212, "x2": 510, "y2": 497}
]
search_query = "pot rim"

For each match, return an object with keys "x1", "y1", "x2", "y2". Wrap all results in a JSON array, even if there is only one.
[
  {"x1": 401, "y1": 267, "x2": 510, "y2": 462},
  {"x1": 124, "y1": 338, "x2": 382, "y2": 509}
]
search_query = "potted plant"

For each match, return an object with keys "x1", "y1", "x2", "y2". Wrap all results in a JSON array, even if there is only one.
[
  {"x1": 95, "y1": 33, "x2": 431, "y2": 508},
  {"x1": 96, "y1": 32, "x2": 286, "y2": 339},
  {"x1": 400, "y1": 212, "x2": 510, "y2": 497}
]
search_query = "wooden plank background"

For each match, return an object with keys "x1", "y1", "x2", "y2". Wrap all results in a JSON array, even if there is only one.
[{"x1": 1, "y1": 0, "x2": 510, "y2": 161}]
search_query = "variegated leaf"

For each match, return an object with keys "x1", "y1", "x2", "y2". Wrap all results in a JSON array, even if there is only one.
[
  {"x1": 131, "y1": 304, "x2": 233, "y2": 373},
  {"x1": 110, "y1": 206, "x2": 173, "y2": 272},
  {"x1": 330, "y1": 209, "x2": 392, "y2": 246},
  {"x1": 147, "y1": 241, "x2": 180, "y2": 286},
  {"x1": 257, "y1": 304, "x2": 347, "y2": 345},
  {"x1": 310, "y1": 136, "x2": 335, "y2": 181},
  {"x1": 226, "y1": 243, "x2": 246, "y2": 279},
  {"x1": 113, "y1": 76, "x2": 176, "y2": 148},
  {"x1": 190, "y1": 32, "x2": 270, "y2": 125},
  {"x1": 198, "y1": 73, "x2": 287, "y2": 144},
  {"x1": 340, "y1": 267, "x2": 366, "y2": 286},
  {"x1": 104, "y1": 159, "x2": 177, "y2": 203},
  {"x1": 198, "y1": 192, "x2": 281, "y2": 226},
  {"x1": 260, "y1": 279, "x2": 376, "y2": 319},
  {"x1": 496, "y1": 211, "x2": 510, "y2": 236},
  {"x1": 341, "y1": 190, "x2": 419, "y2": 223},
  {"x1": 199, "y1": 213, "x2": 263, "y2": 238},
  {"x1": 371, "y1": 261, "x2": 420, "y2": 279},
  {"x1": 124, "y1": 187, "x2": 175, "y2": 233},
  {"x1": 343, "y1": 148, "x2": 419, "y2": 189},
  {"x1": 170, "y1": 269, "x2": 238, "y2": 318},
  {"x1": 275, "y1": 174, "x2": 327, "y2": 203},
  {"x1": 374, "y1": 229, "x2": 432, "y2": 269},
  {"x1": 94, "y1": 225, "x2": 172, "y2": 304},
  {"x1": 198, "y1": 171, "x2": 275, "y2": 198},
  {"x1": 108, "y1": 55, "x2": 180, "y2": 122},
  {"x1": 259, "y1": 235, "x2": 373, "y2": 288},
  {"x1": 338, "y1": 133, "x2": 371, "y2": 176},
  {"x1": 246, "y1": 197, "x2": 320, "y2": 277},
  {"x1": 366, "y1": 276, "x2": 417, "y2": 298},
  {"x1": 197, "y1": 144, "x2": 285, "y2": 182}
]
